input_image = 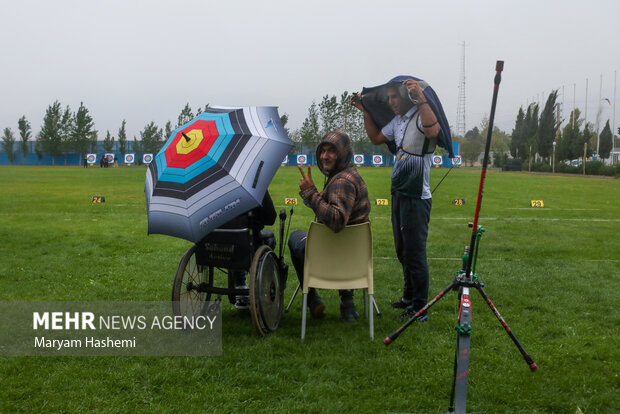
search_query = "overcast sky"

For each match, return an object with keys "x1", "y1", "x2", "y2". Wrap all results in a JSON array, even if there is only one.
[{"x1": 1, "y1": 0, "x2": 619, "y2": 141}]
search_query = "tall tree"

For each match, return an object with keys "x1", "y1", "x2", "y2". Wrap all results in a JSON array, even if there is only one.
[
  {"x1": 177, "y1": 103, "x2": 194, "y2": 127},
  {"x1": 60, "y1": 105, "x2": 73, "y2": 152},
  {"x1": 598, "y1": 120, "x2": 612, "y2": 159},
  {"x1": 461, "y1": 127, "x2": 484, "y2": 166},
  {"x1": 18, "y1": 115, "x2": 31, "y2": 162},
  {"x1": 1, "y1": 127, "x2": 16, "y2": 164},
  {"x1": 118, "y1": 119, "x2": 127, "y2": 156},
  {"x1": 523, "y1": 103, "x2": 539, "y2": 160},
  {"x1": 580, "y1": 123, "x2": 594, "y2": 158},
  {"x1": 510, "y1": 107, "x2": 526, "y2": 161},
  {"x1": 537, "y1": 90, "x2": 559, "y2": 159},
  {"x1": 103, "y1": 130, "x2": 115, "y2": 153},
  {"x1": 558, "y1": 109, "x2": 582, "y2": 161},
  {"x1": 195, "y1": 104, "x2": 210, "y2": 114},
  {"x1": 71, "y1": 102, "x2": 97, "y2": 156},
  {"x1": 164, "y1": 120, "x2": 173, "y2": 140},
  {"x1": 319, "y1": 95, "x2": 339, "y2": 135},
  {"x1": 280, "y1": 113, "x2": 290, "y2": 137},
  {"x1": 38, "y1": 101, "x2": 63, "y2": 158},
  {"x1": 299, "y1": 101, "x2": 320, "y2": 152},
  {"x1": 132, "y1": 137, "x2": 142, "y2": 158},
  {"x1": 140, "y1": 122, "x2": 163, "y2": 154}
]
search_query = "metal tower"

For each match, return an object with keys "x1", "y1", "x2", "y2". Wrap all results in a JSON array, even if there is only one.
[{"x1": 456, "y1": 42, "x2": 467, "y2": 137}]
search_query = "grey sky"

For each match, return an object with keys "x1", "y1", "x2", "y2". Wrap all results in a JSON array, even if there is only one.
[{"x1": 1, "y1": 0, "x2": 619, "y2": 141}]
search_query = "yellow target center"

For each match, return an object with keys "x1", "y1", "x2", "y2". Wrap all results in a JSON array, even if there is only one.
[{"x1": 176, "y1": 130, "x2": 204, "y2": 154}]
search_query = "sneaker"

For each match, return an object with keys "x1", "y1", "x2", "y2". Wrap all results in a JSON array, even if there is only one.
[
  {"x1": 340, "y1": 300, "x2": 360, "y2": 322},
  {"x1": 308, "y1": 291, "x2": 326, "y2": 319},
  {"x1": 398, "y1": 307, "x2": 427, "y2": 322},
  {"x1": 390, "y1": 297, "x2": 412, "y2": 309}
]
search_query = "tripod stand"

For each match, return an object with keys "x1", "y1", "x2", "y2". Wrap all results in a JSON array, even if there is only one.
[{"x1": 383, "y1": 61, "x2": 537, "y2": 414}]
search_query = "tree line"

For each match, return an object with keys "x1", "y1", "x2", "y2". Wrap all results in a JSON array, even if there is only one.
[
  {"x1": 455, "y1": 89, "x2": 616, "y2": 167},
  {"x1": 2, "y1": 91, "x2": 618, "y2": 166},
  {"x1": 0, "y1": 102, "x2": 210, "y2": 164}
]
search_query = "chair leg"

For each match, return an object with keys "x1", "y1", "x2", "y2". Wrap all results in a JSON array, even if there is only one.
[
  {"x1": 369, "y1": 294, "x2": 375, "y2": 340},
  {"x1": 286, "y1": 283, "x2": 301, "y2": 312},
  {"x1": 301, "y1": 293, "x2": 308, "y2": 340}
]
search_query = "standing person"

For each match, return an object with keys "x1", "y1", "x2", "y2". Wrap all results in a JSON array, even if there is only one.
[
  {"x1": 83, "y1": 155, "x2": 88, "y2": 168},
  {"x1": 288, "y1": 129, "x2": 371, "y2": 322},
  {"x1": 351, "y1": 77, "x2": 449, "y2": 320}
]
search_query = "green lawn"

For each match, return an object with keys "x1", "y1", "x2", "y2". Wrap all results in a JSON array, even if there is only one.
[{"x1": 1, "y1": 165, "x2": 619, "y2": 413}]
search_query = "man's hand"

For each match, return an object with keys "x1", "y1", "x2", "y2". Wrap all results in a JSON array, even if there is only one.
[
  {"x1": 298, "y1": 165, "x2": 315, "y2": 191},
  {"x1": 403, "y1": 79, "x2": 424, "y2": 102},
  {"x1": 350, "y1": 93, "x2": 364, "y2": 111}
]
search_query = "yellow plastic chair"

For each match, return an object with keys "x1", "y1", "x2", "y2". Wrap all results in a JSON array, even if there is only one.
[{"x1": 300, "y1": 221, "x2": 377, "y2": 340}]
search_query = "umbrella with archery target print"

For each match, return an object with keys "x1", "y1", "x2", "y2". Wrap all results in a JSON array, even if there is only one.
[{"x1": 145, "y1": 106, "x2": 293, "y2": 243}]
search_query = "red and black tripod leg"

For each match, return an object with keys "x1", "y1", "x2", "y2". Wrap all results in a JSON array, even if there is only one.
[
  {"x1": 475, "y1": 283, "x2": 538, "y2": 372},
  {"x1": 384, "y1": 279, "x2": 459, "y2": 345},
  {"x1": 447, "y1": 287, "x2": 473, "y2": 414}
]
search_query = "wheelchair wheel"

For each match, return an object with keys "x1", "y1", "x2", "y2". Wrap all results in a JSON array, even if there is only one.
[
  {"x1": 249, "y1": 245, "x2": 283, "y2": 336},
  {"x1": 172, "y1": 245, "x2": 212, "y2": 318}
]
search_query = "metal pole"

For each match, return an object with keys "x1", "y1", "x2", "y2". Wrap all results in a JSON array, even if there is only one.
[
  {"x1": 552, "y1": 141, "x2": 556, "y2": 173},
  {"x1": 583, "y1": 78, "x2": 588, "y2": 128},
  {"x1": 583, "y1": 142, "x2": 587, "y2": 175},
  {"x1": 597, "y1": 74, "x2": 602, "y2": 153},
  {"x1": 573, "y1": 83, "x2": 576, "y2": 129},
  {"x1": 613, "y1": 70, "x2": 617, "y2": 165}
]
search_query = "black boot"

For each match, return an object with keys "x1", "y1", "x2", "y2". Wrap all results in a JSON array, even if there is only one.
[
  {"x1": 308, "y1": 289, "x2": 325, "y2": 319},
  {"x1": 340, "y1": 297, "x2": 359, "y2": 322}
]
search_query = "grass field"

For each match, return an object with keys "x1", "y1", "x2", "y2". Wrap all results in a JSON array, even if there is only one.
[{"x1": 1, "y1": 165, "x2": 619, "y2": 413}]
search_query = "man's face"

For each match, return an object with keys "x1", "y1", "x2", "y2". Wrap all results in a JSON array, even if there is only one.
[
  {"x1": 319, "y1": 144, "x2": 338, "y2": 173},
  {"x1": 387, "y1": 86, "x2": 411, "y2": 115}
]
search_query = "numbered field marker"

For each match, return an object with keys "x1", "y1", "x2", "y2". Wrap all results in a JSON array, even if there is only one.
[
  {"x1": 376, "y1": 199, "x2": 389, "y2": 206},
  {"x1": 452, "y1": 199, "x2": 466, "y2": 206},
  {"x1": 91, "y1": 196, "x2": 106, "y2": 204},
  {"x1": 285, "y1": 198, "x2": 298, "y2": 205},
  {"x1": 530, "y1": 200, "x2": 544, "y2": 207}
]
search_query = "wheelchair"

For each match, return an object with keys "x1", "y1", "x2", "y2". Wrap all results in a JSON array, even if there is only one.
[{"x1": 172, "y1": 209, "x2": 289, "y2": 336}]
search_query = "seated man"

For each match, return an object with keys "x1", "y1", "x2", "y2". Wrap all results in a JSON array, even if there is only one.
[
  {"x1": 217, "y1": 191, "x2": 276, "y2": 309},
  {"x1": 288, "y1": 129, "x2": 371, "y2": 321}
]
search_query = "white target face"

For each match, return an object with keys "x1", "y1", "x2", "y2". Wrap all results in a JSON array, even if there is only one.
[
  {"x1": 86, "y1": 154, "x2": 96, "y2": 163},
  {"x1": 372, "y1": 155, "x2": 383, "y2": 165},
  {"x1": 297, "y1": 155, "x2": 307, "y2": 165},
  {"x1": 432, "y1": 155, "x2": 443, "y2": 165},
  {"x1": 453, "y1": 155, "x2": 462, "y2": 166},
  {"x1": 105, "y1": 154, "x2": 114, "y2": 163},
  {"x1": 124, "y1": 154, "x2": 135, "y2": 164},
  {"x1": 143, "y1": 154, "x2": 153, "y2": 164},
  {"x1": 354, "y1": 155, "x2": 364, "y2": 164}
]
